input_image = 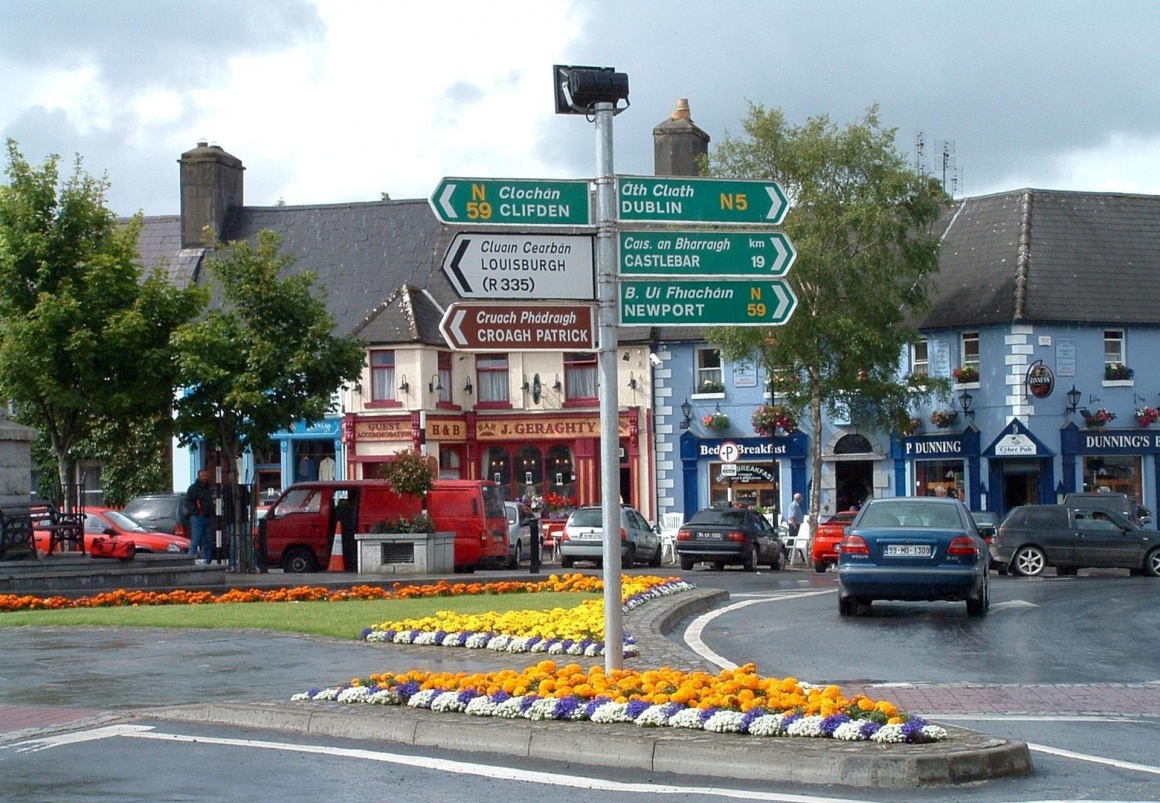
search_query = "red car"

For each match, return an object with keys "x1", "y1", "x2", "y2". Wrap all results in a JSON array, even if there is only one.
[
  {"x1": 35, "y1": 507, "x2": 191, "y2": 555},
  {"x1": 811, "y1": 511, "x2": 858, "y2": 573}
]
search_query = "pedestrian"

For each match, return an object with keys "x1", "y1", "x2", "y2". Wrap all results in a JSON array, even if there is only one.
[
  {"x1": 786, "y1": 492, "x2": 803, "y2": 541},
  {"x1": 184, "y1": 468, "x2": 215, "y2": 565}
]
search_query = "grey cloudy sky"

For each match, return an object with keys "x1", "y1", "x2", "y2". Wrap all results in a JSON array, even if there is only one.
[{"x1": 2, "y1": 0, "x2": 1158, "y2": 216}]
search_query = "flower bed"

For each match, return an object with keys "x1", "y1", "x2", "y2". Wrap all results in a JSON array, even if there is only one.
[{"x1": 293, "y1": 661, "x2": 947, "y2": 744}]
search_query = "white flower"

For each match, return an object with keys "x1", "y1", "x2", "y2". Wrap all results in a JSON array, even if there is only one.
[
  {"x1": 832, "y1": 721, "x2": 868, "y2": 741},
  {"x1": 367, "y1": 689, "x2": 402, "y2": 705},
  {"x1": 465, "y1": 696, "x2": 498, "y2": 717},
  {"x1": 871, "y1": 723, "x2": 906, "y2": 743},
  {"x1": 431, "y1": 691, "x2": 468, "y2": 712},
  {"x1": 413, "y1": 631, "x2": 439, "y2": 646},
  {"x1": 487, "y1": 635, "x2": 514, "y2": 652},
  {"x1": 634, "y1": 704, "x2": 674, "y2": 728},
  {"x1": 590, "y1": 702, "x2": 632, "y2": 724},
  {"x1": 363, "y1": 631, "x2": 388, "y2": 643},
  {"x1": 547, "y1": 641, "x2": 565, "y2": 655},
  {"x1": 747, "y1": 714, "x2": 789, "y2": 737},
  {"x1": 506, "y1": 637, "x2": 532, "y2": 653},
  {"x1": 310, "y1": 687, "x2": 342, "y2": 701},
  {"x1": 703, "y1": 710, "x2": 745, "y2": 733},
  {"x1": 786, "y1": 715, "x2": 824, "y2": 738},
  {"x1": 525, "y1": 698, "x2": 564, "y2": 721},
  {"x1": 921, "y1": 724, "x2": 949, "y2": 741},
  {"x1": 392, "y1": 631, "x2": 414, "y2": 645},
  {"x1": 529, "y1": 640, "x2": 548, "y2": 653},
  {"x1": 565, "y1": 642, "x2": 583, "y2": 655},
  {"x1": 493, "y1": 696, "x2": 527, "y2": 719},
  {"x1": 583, "y1": 643, "x2": 602, "y2": 657},
  {"x1": 465, "y1": 633, "x2": 491, "y2": 649},
  {"x1": 289, "y1": 692, "x2": 313, "y2": 702},
  {"x1": 667, "y1": 708, "x2": 707, "y2": 729},
  {"x1": 406, "y1": 688, "x2": 439, "y2": 709},
  {"x1": 439, "y1": 632, "x2": 463, "y2": 647},
  {"x1": 337, "y1": 686, "x2": 371, "y2": 704}
]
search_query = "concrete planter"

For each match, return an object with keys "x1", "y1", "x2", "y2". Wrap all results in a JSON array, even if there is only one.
[{"x1": 356, "y1": 531, "x2": 454, "y2": 574}]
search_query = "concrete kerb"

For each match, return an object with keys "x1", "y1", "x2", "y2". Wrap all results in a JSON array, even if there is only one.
[{"x1": 136, "y1": 586, "x2": 1033, "y2": 788}]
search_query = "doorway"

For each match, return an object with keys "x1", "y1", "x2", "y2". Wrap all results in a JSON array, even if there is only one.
[
  {"x1": 1002, "y1": 460, "x2": 1041, "y2": 511},
  {"x1": 835, "y1": 460, "x2": 874, "y2": 511}
]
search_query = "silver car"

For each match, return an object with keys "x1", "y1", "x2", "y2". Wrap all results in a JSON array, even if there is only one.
[
  {"x1": 559, "y1": 504, "x2": 662, "y2": 569},
  {"x1": 504, "y1": 502, "x2": 534, "y2": 568}
]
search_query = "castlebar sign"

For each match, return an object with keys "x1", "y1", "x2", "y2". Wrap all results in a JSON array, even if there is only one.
[{"x1": 440, "y1": 302, "x2": 596, "y2": 352}]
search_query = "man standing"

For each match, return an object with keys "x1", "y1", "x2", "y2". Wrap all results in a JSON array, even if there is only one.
[
  {"x1": 184, "y1": 469, "x2": 215, "y2": 565},
  {"x1": 786, "y1": 492, "x2": 803, "y2": 541}
]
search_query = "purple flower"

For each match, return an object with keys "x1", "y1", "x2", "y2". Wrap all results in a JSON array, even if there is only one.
[
  {"x1": 584, "y1": 696, "x2": 614, "y2": 718},
  {"x1": 901, "y1": 718, "x2": 929, "y2": 742},
  {"x1": 698, "y1": 707, "x2": 716, "y2": 724},
  {"x1": 491, "y1": 690, "x2": 512, "y2": 703},
  {"x1": 518, "y1": 695, "x2": 540, "y2": 714},
  {"x1": 456, "y1": 689, "x2": 480, "y2": 705},
  {"x1": 305, "y1": 687, "x2": 321, "y2": 698},
  {"x1": 738, "y1": 707, "x2": 767, "y2": 733},
  {"x1": 396, "y1": 680, "x2": 421, "y2": 700},
  {"x1": 625, "y1": 699, "x2": 651, "y2": 719},
  {"x1": 859, "y1": 721, "x2": 881, "y2": 739},
  {"x1": 820, "y1": 713, "x2": 850, "y2": 736},
  {"x1": 358, "y1": 628, "x2": 373, "y2": 640},
  {"x1": 553, "y1": 698, "x2": 581, "y2": 720}
]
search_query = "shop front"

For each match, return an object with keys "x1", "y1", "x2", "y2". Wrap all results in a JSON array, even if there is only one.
[
  {"x1": 983, "y1": 419, "x2": 1055, "y2": 514},
  {"x1": 269, "y1": 417, "x2": 342, "y2": 499},
  {"x1": 893, "y1": 426, "x2": 982, "y2": 509},
  {"x1": 678, "y1": 430, "x2": 809, "y2": 520},
  {"x1": 343, "y1": 412, "x2": 468, "y2": 481},
  {"x1": 1060, "y1": 423, "x2": 1160, "y2": 513}
]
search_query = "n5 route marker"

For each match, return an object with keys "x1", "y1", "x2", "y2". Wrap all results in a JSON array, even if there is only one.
[
  {"x1": 430, "y1": 177, "x2": 592, "y2": 226},
  {"x1": 616, "y1": 176, "x2": 789, "y2": 225},
  {"x1": 441, "y1": 232, "x2": 595, "y2": 300},
  {"x1": 619, "y1": 279, "x2": 797, "y2": 327},
  {"x1": 618, "y1": 230, "x2": 795, "y2": 277}
]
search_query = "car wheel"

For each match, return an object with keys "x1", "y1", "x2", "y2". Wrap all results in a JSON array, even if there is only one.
[
  {"x1": 508, "y1": 540, "x2": 522, "y2": 570},
  {"x1": 713, "y1": 561, "x2": 725, "y2": 571},
  {"x1": 282, "y1": 546, "x2": 317, "y2": 573},
  {"x1": 1145, "y1": 547, "x2": 1160, "y2": 578},
  {"x1": 649, "y1": 543, "x2": 663, "y2": 567},
  {"x1": 744, "y1": 545, "x2": 758, "y2": 572},
  {"x1": 771, "y1": 549, "x2": 786, "y2": 571},
  {"x1": 1012, "y1": 546, "x2": 1046, "y2": 577},
  {"x1": 560, "y1": 555, "x2": 574, "y2": 569},
  {"x1": 813, "y1": 560, "x2": 827, "y2": 574},
  {"x1": 679, "y1": 555, "x2": 695, "y2": 571},
  {"x1": 838, "y1": 595, "x2": 856, "y2": 616},
  {"x1": 966, "y1": 575, "x2": 989, "y2": 617},
  {"x1": 623, "y1": 544, "x2": 636, "y2": 567}
]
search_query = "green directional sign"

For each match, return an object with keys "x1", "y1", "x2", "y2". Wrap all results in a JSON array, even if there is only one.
[
  {"x1": 619, "y1": 279, "x2": 797, "y2": 327},
  {"x1": 619, "y1": 230, "x2": 796, "y2": 277},
  {"x1": 430, "y1": 177, "x2": 592, "y2": 226},
  {"x1": 617, "y1": 176, "x2": 789, "y2": 225}
]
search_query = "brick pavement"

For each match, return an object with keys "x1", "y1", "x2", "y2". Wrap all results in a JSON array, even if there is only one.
[{"x1": 839, "y1": 682, "x2": 1160, "y2": 717}]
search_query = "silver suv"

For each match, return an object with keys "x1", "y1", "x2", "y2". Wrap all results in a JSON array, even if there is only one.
[{"x1": 559, "y1": 504, "x2": 661, "y2": 569}]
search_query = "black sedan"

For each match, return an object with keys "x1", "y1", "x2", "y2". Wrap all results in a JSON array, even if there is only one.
[
  {"x1": 676, "y1": 507, "x2": 786, "y2": 571},
  {"x1": 837, "y1": 497, "x2": 989, "y2": 617}
]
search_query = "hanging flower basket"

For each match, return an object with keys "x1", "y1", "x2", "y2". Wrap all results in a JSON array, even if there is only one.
[
  {"x1": 1082, "y1": 408, "x2": 1116, "y2": 428},
  {"x1": 751, "y1": 404, "x2": 796, "y2": 436},
  {"x1": 900, "y1": 417, "x2": 923, "y2": 436},
  {"x1": 702, "y1": 411, "x2": 730, "y2": 431},
  {"x1": 1137, "y1": 407, "x2": 1159, "y2": 428},
  {"x1": 930, "y1": 409, "x2": 959, "y2": 429}
]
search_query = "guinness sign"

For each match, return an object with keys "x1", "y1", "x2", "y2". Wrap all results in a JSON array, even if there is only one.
[{"x1": 1026, "y1": 359, "x2": 1054, "y2": 399}]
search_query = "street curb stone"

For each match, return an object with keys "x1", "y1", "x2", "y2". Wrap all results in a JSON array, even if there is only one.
[{"x1": 137, "y1": 586, "x2": 1034, "y2": 788}]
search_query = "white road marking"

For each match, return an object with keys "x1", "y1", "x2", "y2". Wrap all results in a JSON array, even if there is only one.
[
  {"x1": 684, "y1": 590, "x2": 834, "y2": 670},
  {"x1": 990, "y1": 599, "x2": 1038, "y2": 611},
  {"x1": 1027, "y1": 742, "x2": 1160, "y2": 777}
]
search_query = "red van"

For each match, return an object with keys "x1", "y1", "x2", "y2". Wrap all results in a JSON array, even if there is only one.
[{"x1": 261, "y1": 479, "x2": 508, "y2": 573}]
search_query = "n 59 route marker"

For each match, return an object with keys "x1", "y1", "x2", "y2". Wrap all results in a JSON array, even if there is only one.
[
  {"x1": 619, "y1": 279, "x2": 797, "y2": 327},
  {"x1": 430, "y1": 178, "x2": 592, "y2": 226}
]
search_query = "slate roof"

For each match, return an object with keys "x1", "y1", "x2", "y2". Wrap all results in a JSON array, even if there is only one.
[
  {"x1": 921, "y1": 189, "x2": 1160, "y2": 328},
  {"x1": 136, "y1": 197, "x2": 683, "y2": 347}
]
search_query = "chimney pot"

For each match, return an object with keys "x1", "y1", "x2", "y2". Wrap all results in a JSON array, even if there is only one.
[{"x1": 673, "y1": 98, "x2": 691, "y2": 120}]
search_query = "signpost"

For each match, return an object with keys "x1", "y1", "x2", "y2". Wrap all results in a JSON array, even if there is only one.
[
  {"x1": 616, "y1": 176, "x2": 789, "y2": 225},
  {"x1": 441, "y1": 232, "x2": 595, "y2": 300},
  {"x1": 619, "y1": 279, "x2": 797, "y2": 327},
  {"x1": 430, "y1": 177, "x2": 592, "y2": 226},
  {"x1": 618, "y1": 230, "x2": 795, "y2": 277},
  {"x1": 439, "y1": 302, "x2": 596, "y2": 352}
]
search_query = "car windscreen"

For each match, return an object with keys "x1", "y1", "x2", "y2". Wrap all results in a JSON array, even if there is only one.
[
  {"x1": 569, "y1": 508, "x2": 603, "y2": 527},
  {"x1": 859, "y1": 502, "x2": 962, "y2": 529},
  {"x1": 687, "y1": 509, "x2": 746, "y2": 527},
  {"x1": 103, "y1": 510, "x2": 150, "y2": 532},
  {"x1": 482, "y1": 486, "x2": 506, "y2": 519}
]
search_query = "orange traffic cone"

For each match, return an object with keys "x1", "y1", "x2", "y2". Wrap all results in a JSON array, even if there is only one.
[{"x1": 326, "y1": 530, "x2": 345, "y2": 572}]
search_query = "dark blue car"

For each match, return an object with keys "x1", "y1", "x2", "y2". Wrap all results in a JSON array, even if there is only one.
[{"x1": 837, "y1": 497, "x2": 990, "y2": 617}]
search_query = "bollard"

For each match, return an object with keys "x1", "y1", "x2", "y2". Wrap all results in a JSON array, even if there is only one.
[{"x1": 529, "y1": 518, "x2": 541, "y2": 574}]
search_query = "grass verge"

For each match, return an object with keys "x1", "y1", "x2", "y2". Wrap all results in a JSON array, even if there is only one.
[{"x1": 0, "y1": 591, "x2": 596, "y2": 640}]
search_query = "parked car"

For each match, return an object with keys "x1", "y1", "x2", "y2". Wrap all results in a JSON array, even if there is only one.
[
  {"x1": 676, "y1": 507, "x2": 787, "y2": 572},
  {"x1": 122, "y1": 492, "x2": 188, "y2": 538},
  {"x1": 505, "y1": 502, "x2": 535, "y2": 568},
  {"x1": 34, "y1": 508, "x2": 190, "y2": 555},
  {"x1": 993, "y1": 504, "x2": 1160, "y2": 577},
  {"x1": 971, "y1": 510, "x2": 1002, "y2": 569},
  {"x1": 837, "y1": 497, "x2": 989, "y2": 617},
  {"x1": 1063, "y1": 492, "x2": 1152, "y2": 527},
  {"x1": 811, "y1": 511, "x2": 857, "y2": 573},
  {"x1": 558, "y1": 505, "x2": 661, "y2": 569}
]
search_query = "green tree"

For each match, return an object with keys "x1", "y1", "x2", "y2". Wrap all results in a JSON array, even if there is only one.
[
  {"x1": 0, "y1": 140, "x2": 204, "y2": 506},
  {"x1": 707, "y1": 105, "x2": 949, "y2": 525},
  {"x1": 172, "y1": 229, "x2": 366, "y2": 567}
]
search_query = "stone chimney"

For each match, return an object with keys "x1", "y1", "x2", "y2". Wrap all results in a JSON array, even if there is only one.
[
  {"x1": 653, "y1": 98, "x2": 710, "y2": 177},
  {"x1": 179, "y1": 140, "x2": 244, "y2": 248}
]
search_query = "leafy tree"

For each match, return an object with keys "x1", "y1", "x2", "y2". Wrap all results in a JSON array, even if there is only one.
[
  {"x1": 172, "y1": 229, "x2": 366, "y2": 567},
  {"x1": 707, "y1": 105, "x2": 949, "y2": 526},
  {"x1": 0, "y1": 140, "x2": 205, "y2": 507}
]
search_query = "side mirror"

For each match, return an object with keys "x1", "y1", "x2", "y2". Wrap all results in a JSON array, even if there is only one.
[{"x1": 104, "y1": 527, "x2": 118, "y2": 536}]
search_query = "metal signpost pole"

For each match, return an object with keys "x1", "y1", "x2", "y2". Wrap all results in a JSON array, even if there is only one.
[{"x1": 594, "y1": 99, "x2": 623, "y2": 672}]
